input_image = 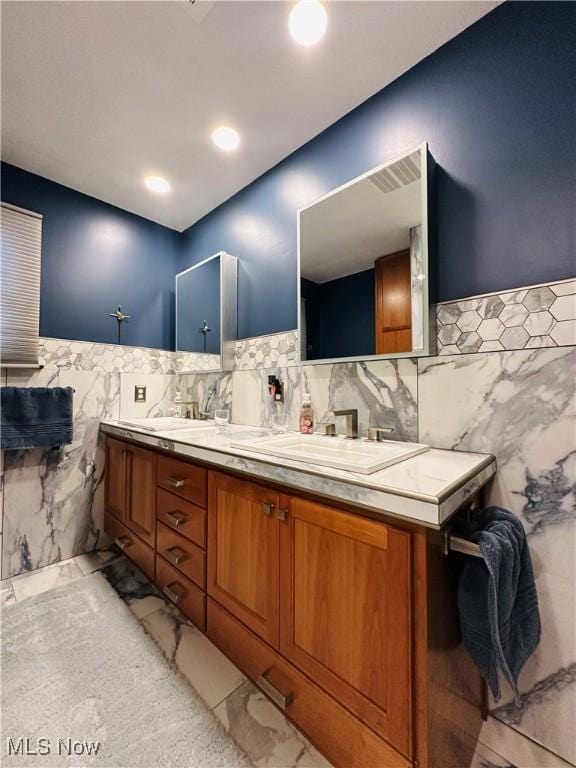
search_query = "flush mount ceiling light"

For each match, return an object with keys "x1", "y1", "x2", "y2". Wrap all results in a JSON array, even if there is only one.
[
  {"x1": 289, "y1": 0, "x2": 328, "y2": 46},
  {"x1": 144, "y1": 175, "x2": 171, "y2": 194},
  {"x1": 211, "y1": 126, "x2": 241, "y2": 151}
]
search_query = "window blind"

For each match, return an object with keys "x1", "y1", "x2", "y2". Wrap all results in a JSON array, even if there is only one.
[{"x1": 0, "y1": 202, "x2": 43, "y2": 367}]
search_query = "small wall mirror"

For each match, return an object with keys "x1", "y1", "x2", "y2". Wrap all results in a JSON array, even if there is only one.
[
  {"x1": 176, "y1": 251, "x2": 237, "y2": 372},
  {"x1": 298, "y1": 143, "x2": 432, "y2": 364}
]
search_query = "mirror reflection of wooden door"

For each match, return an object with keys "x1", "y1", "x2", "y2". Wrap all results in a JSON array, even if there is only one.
[{"x1": 375, "y1": 249, "x2": 412, "y2": 354}]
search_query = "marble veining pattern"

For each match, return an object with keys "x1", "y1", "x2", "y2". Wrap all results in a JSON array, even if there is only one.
[
  {"x1": 302, "y1": 358, "x2": 418, "y2": 441},
  {"x1": 436, "y1": 279, "x2": 576, "y2": 355},
  {"x1": 119, "y1": 372, "x2": 176, "y2": 420},
  {"x1": 234, "y1": 331, "x2": 299, "y2": 370},
  {"x1": 180, "y1": 371, "x2": 233, "y2": 416},
  {"x1": 418, "y1": 345, "x2": 576, "y2": 763},
  {"x1": 2, "y1": 368, "x2": 121, "y2": 578},
  {"x1": 232, "y1": 366, "x2": 302, "y2": 432}
]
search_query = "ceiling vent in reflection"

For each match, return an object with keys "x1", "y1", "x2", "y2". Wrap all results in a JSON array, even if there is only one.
[{"x1": 369, "y1": 151, "x2": 421, "y2": 194}]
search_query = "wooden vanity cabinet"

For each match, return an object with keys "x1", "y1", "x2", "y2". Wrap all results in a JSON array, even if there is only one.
[
  {"x1": 207, "y1": 471, "x2": 280, "y2": 648},
  {"x1": 104, "y1": 439, "x2": 156, "y2": 546},
  {"x1": 104, "y1": 438, "x2": 128, "y2": 521},
  {"x1": 279, "y1": 497, "x2": 413, "y2": 758},
  {"x1": 104, "y1": 436, "x2": 484, "y2": 768}
]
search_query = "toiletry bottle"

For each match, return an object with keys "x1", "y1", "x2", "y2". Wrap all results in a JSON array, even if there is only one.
[
  {"x1": 173, "y1": 390, "x2": 183, "y2": 418},
  {"x1": 300, "y1": 393, "x2": 314, "y2": 434}
]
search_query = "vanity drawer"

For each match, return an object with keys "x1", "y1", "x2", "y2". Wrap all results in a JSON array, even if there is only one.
[
  {"x1": 104, "y1": 511, "x2": 155, "y2": 581},
  {"x1": 156, "y1": 488, "x2": 206, "y2": 548},
  {"x1": 157, "y1": 455, "x2": 207, "y2": 508},
  {"x1": 156, "y1": 521, "x2": 206, "y2": 589},
  {"x1": 207, "y1": 599, "x2": 408, "y2": 768},
  {"x1": 156, "y1": 556, "x2": 206, "y2": 631}
]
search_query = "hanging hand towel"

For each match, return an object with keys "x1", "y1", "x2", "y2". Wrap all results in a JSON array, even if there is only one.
[
  {"x1": 1, "y1": 387, "x2": 73, "y2": 450},
  {"x1": 457, "y1": 506, "x2": 541, "y2": 703}
]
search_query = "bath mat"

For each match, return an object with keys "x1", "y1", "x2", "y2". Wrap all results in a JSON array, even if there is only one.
[{"x1": 1, "y1": 572, "x2": 251, "y2": 767}]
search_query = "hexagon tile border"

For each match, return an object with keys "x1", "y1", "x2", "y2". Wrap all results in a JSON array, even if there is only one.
[{"x1": 436, "y1": 278, "x2": 576, "y2": 355}]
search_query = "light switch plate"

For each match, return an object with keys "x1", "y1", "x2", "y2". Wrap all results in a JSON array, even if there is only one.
[{"x1": 134, "y1": 385, "x2": 146, "y2": 403}]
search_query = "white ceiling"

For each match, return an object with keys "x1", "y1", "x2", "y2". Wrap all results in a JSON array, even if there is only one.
[
  {"x1": 1, "y1": 1, "x2": 497, "y2": 232},
  {"x1": 301, "y1": 149, "x2": 421, "y2": 283}
]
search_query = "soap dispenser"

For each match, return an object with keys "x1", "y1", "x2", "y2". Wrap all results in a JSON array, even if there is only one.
[
  {"x1": 300, "y1": 393, "x2": 314, "y2": 434},
  {"x1": 173, "y1": 389, "x2": 183, "y2": 418}
]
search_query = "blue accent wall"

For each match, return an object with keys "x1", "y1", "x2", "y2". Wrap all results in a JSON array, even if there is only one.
[
  {"x1": 180, "y1": 2, "x2": 575, "y2": 339},
  {"x1": 177, "y1": 257, "x2": 221, "y2": 354},
  {"x1": 1, "y1": 162, "x2": 179, "y2": 350},
  {"x1": 303, "y1": 270, "x2": 375, "y2": 360}
]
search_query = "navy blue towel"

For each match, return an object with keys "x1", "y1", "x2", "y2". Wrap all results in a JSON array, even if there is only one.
[
  {"x1": 457, "y1": 506, "x2": 541, "y2": 703},
  {"x1": 1, "y1": 387, "x2": 73, "y2": 450}
]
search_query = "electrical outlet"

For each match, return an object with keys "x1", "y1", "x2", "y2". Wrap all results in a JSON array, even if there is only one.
[{"x1": 134, "y1": 385, "x2": 146, "y2": 403}]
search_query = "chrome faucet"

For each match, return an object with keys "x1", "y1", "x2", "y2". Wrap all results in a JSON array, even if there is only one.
[
  {"x1": 367, "y1": 426, "x2": 395, "y2": 442},
  {"x1": 331, "y1": 409, "x2": 359, "y2": 439}
]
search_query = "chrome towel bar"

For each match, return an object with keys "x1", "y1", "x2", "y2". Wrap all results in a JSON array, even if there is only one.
[{"x1": 443, "y1": 532, "x2": 483, "y2": 558}]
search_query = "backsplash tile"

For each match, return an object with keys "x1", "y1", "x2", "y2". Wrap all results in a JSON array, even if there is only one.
[
  {"x1": 234, "y1": 331, "x2": 299, "y2": 370},
  {"x1": 119, "y1": 373, "x2": 176, "y2": 420},
  {"x1": 181, "y1": 371, "x2": 233, "y2": 416},
  {"x1": 436, "y1": 279, "x2": 576, "y2": 355},
  {"x1": 232, "y1": 367, "x2": 301, "y2": 432},
  {"x1": 302, "y1": 359, "x2": 418, "y2": 442}
]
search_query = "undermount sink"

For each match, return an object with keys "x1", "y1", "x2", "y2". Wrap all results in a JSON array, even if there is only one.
[
  {"x1": 231, "y1": 433, "x2": 429, "y2": 475},
  {"x1": 118, "y1": 417, "x2": 213, "y2": 432}
]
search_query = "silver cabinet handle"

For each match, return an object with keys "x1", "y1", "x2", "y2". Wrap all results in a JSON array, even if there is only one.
[
  {"x1": 276, "y1": 507, "x2": 289, "y2": 522},
  {"x1": 262, "y1": 502, "x2": 274, "y2": 516},
  {"x1": 162, "y1": 582, "x2": 184, "y2": 605},
  {"x1": 114, "y1": 536, "x2": 132, "y2": 551},
  {"x1": 165, "y1": 511, "x2": 186, "y2": 528},
  {"x1": 164, "y1": 546, "x2": 187, "y2": 566},
  {"x1": 166, "y1": 476, "x2": 185, "y2": 488},
  {"x1": 256, "y1": 669, "x2": 294, "y2": 710}
]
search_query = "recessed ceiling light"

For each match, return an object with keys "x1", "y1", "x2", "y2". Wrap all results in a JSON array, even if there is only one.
[
  {"x1": 211, "y1": 126, "x2": 241, "y2": 151},
  {"x1": 144, "y1": 175, "x2": 171, "y2": 194},
  {"x1": 289, "y1": 0, "x2": 327, "y2": 47}
]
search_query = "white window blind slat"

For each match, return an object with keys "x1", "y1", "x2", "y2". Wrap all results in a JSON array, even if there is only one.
[{"x1": 0, "y1": 203, "x2": 43, "y2": 366}]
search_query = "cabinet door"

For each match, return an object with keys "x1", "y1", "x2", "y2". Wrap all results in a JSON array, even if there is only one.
[
  {"x1": 125, "y1": 445, "x2": 157, "y2": 547},
  {"x1": 280, "y1": 497, "x2": 413, "y2": 759},
  {"x1": 105, "y1": 438, "x2": 128, "y2": 521},
  {"x1": 207, "y1": 471, "x2": 280, "y2": 647}
]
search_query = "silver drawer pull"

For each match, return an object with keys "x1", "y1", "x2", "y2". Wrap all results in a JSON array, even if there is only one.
[
  {"x1": 262, "y1": 502, "x2": 274, "y2": 517},
  {"x1": 165, "y1": 546, "x2": 187, "y2": 566},
  {"x1": 114, "y1": 536, "x2": 132, "y2": 551},
  {"x1": 166, "y1": 476, "x2": 185, "y2": 489},
  {"x1": 162, "y1": 582, "x2": 184, "y2": 605},
  {"x1": 256, "y1": 669, "x2": 294, "y2": 710},
  {"x1": 165, "y1": 511, "x2": 186, "y2": 528}
]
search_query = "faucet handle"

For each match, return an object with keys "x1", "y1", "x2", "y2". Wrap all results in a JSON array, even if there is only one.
[
  {"x1": 367, "y1": 426, "x2": 395, "y2": 442},
  {"x1": 315, "y1": 422, "x2": 336, "y2": 436}
]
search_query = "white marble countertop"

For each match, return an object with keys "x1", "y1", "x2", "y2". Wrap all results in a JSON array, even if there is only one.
[{"x1": 99, "y1": 420, "x2": 496, "y2": 528}]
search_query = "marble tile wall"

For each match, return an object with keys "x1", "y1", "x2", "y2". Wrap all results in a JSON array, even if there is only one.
[
  {"x1": 2, "y1": 366, "x2": 120, "y2": 578},
  {"x1": 436, "y1": 278, "x2": 576, "y2": 354},
  {"x1": 1, "y1": 340, "x2": 180, "y2": 579},
  {"x1": 419, "y1": 346, "x2": 576, "y2": 765}
]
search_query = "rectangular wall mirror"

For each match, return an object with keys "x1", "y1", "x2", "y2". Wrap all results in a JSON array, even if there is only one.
[
  {"x1": 298, "y1": 143, "x2": 433, "y2": 364},
  {"x1": 176, "y1": 251, "x2": 237, "y2": 373}
]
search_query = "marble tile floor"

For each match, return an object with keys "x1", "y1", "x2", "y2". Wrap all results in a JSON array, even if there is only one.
[{"x1": 0, "y1": 549, "x2": 330, "y2": 768}]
